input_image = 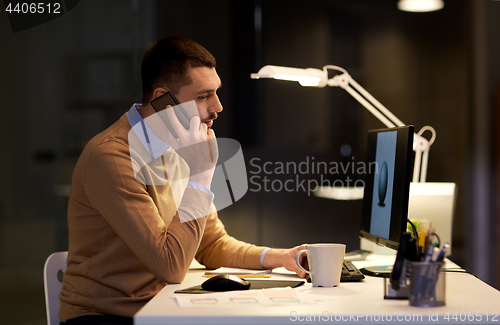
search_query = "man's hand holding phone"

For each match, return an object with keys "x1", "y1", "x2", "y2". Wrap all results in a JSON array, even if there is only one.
[{"x1": 164, "y1": 105, "x2": 218, "y2": 189}]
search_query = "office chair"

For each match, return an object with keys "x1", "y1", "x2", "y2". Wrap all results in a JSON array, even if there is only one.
[{"x1": 43, "y1": 251, "x2": 68, "y2": 325}]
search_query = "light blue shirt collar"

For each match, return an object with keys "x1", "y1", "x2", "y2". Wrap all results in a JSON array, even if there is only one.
[{"x1": 126, "y1": 103, "x2": 171, "y2": 159}]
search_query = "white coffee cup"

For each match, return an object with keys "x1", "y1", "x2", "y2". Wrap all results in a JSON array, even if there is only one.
[{"x1": 295, "y1": 243, "x2": 346, "y2": 287}]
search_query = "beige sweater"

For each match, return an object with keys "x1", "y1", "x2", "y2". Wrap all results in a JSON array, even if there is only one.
[{"x1": 59, "y1": 113, "x2": 266, "y2": 321}]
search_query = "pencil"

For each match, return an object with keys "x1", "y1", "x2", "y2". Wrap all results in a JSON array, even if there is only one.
[{"x1": 204, "y1": 274, "x2": 270, "y2": 278}]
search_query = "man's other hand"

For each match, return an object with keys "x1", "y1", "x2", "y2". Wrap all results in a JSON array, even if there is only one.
[{"x1": 262, "y1": 245, "x2": 309, "y2": 278}]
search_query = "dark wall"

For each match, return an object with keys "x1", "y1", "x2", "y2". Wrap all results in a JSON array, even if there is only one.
[{"x1": 0, "y1": 1, "x2": 156, "y2": 323}]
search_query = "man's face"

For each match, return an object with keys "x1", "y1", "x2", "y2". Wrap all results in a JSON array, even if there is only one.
[{"x1": 175, "y1": 66, "x2": 223, "y2": 129}]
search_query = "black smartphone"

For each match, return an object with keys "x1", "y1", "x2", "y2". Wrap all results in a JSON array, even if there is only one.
[{"x1": 150, "y1": 92, "x2": 191, "y2": 138}]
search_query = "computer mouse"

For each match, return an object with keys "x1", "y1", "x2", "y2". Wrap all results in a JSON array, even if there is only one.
[{"x1": 201, "y1": 274, "x2": 251, "y2": 292}]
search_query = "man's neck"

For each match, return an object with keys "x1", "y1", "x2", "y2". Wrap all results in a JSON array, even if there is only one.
[{"x1": 138, "y1": 103, "x2": 156, "y2": 120}]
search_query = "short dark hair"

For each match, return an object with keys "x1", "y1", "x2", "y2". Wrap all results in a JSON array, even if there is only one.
[{"x1": 141, "y1": 37, "x2": 217, "y2": 103}]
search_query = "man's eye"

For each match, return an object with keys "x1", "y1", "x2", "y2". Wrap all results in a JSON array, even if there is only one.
[{"x1": 198, "y1": 95, "x2": 208, "y2": 100}]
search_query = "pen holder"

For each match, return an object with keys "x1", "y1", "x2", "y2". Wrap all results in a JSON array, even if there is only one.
[{"x1": 408, "y1": 261, "x2": 445, "y2": 307}]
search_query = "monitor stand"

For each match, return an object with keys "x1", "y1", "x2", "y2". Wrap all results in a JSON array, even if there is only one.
[{"x1": 359, "y1": 238, "x2": 396, "y2": 277}]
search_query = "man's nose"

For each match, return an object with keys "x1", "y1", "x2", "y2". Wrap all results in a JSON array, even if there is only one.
[{"x1": 209, "y1": 95, "x2": 223, "y2": 113}]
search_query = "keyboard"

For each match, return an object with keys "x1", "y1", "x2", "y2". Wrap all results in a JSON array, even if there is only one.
[
  {"x1": 341, "y1": 260, "x2": 365, "y2": 282},
  {"x1": 344, "y1": 249, "x2": 371, "y2": 261}
]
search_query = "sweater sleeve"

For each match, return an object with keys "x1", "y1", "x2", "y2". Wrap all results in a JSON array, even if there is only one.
[
  {"x1": 195, "y1": 209, "x2": 267, "y2": 270},
  {"x1": 83, "y1": 139, "x2": 212, "y2": 284}
]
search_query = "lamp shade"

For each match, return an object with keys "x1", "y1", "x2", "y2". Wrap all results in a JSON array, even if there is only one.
[{"x1": 251, "y1": 65, "x2": 327, "y2": 87}]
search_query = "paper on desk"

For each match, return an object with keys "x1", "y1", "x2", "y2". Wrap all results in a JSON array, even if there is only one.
[
  {"x1": 174, "y1": 287, "x2": 314, "y2": 308},
  {"x1": 204, "y1": 267, "x2": 271, "y2": 275}
]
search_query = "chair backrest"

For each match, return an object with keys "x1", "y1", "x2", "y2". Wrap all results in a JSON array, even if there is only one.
[{"x1": 43, "y1": 251, "x2": 68, "y2": 325}]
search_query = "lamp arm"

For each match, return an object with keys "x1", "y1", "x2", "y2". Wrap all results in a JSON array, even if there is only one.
[
  {"x1": 324, "y1": 66, "x2": 436, "y2": 183},
  {"x1": 413, "y1": 146, "x2": 423, "y2": 183},
  {"x1": 413, "y1": 127, "x2": 436, "y2": 182},
  {"x1": 342, "y1": 82, "x2": 397, "y2": 128},
  {"x1": 420, "y1": 149, "x2": 429, "y2": 182},
  {"x1": 326, "y1": 71, "x2": 404, "y2": 128},
  {"x1": 348, "y1": 77, "x2": 405, "y2": 127}
]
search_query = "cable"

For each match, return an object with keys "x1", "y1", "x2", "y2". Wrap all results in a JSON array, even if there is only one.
[{"x1": 407, "y1": 219, "x2": 419, "y2": 239}]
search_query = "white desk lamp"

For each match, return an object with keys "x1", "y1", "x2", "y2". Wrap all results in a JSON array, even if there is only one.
[
  {"x1": 251, "y1": 65, "x2": 456, "y2": 254},
  {"x1": 251, "y1": 65, "x2": 436, "y2": 184}
]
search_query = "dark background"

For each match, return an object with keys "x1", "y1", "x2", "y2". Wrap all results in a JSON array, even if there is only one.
[{"x1": 1, "y1": 1, "x2": 499, "y2": 324}]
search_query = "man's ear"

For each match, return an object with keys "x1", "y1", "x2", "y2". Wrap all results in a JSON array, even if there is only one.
[{"x1": 151, "y1": 87, "x2": 170, "y2": 101}]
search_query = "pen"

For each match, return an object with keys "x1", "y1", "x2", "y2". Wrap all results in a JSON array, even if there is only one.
[
  {"x1": 431, "y1": 247, "x2": 440, "y2": 262},
  {"x1": 204, "y1": 274, "x2": 271, "y2": 278},
  {"x1": 423, "y1": 242, "x2": 435, "y2": 262}
]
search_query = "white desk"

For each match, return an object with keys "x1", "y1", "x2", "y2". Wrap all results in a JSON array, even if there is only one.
[{"x1": 134, "y1": 255, "x2": 500, "y2": 324}]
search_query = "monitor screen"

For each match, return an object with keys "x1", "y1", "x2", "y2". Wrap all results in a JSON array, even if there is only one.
[{"x1": 360, "y1": 126, "x2": 414, "y2": 251}]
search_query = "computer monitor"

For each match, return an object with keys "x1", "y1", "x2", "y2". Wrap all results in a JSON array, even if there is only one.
[{"x1": 359, "y1": 126, "x2": 414, "y2": 251}]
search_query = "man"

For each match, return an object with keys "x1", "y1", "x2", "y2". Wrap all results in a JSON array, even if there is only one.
[{"x1": 59, "y1": 37, "x2": 306, "y2": 325}]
